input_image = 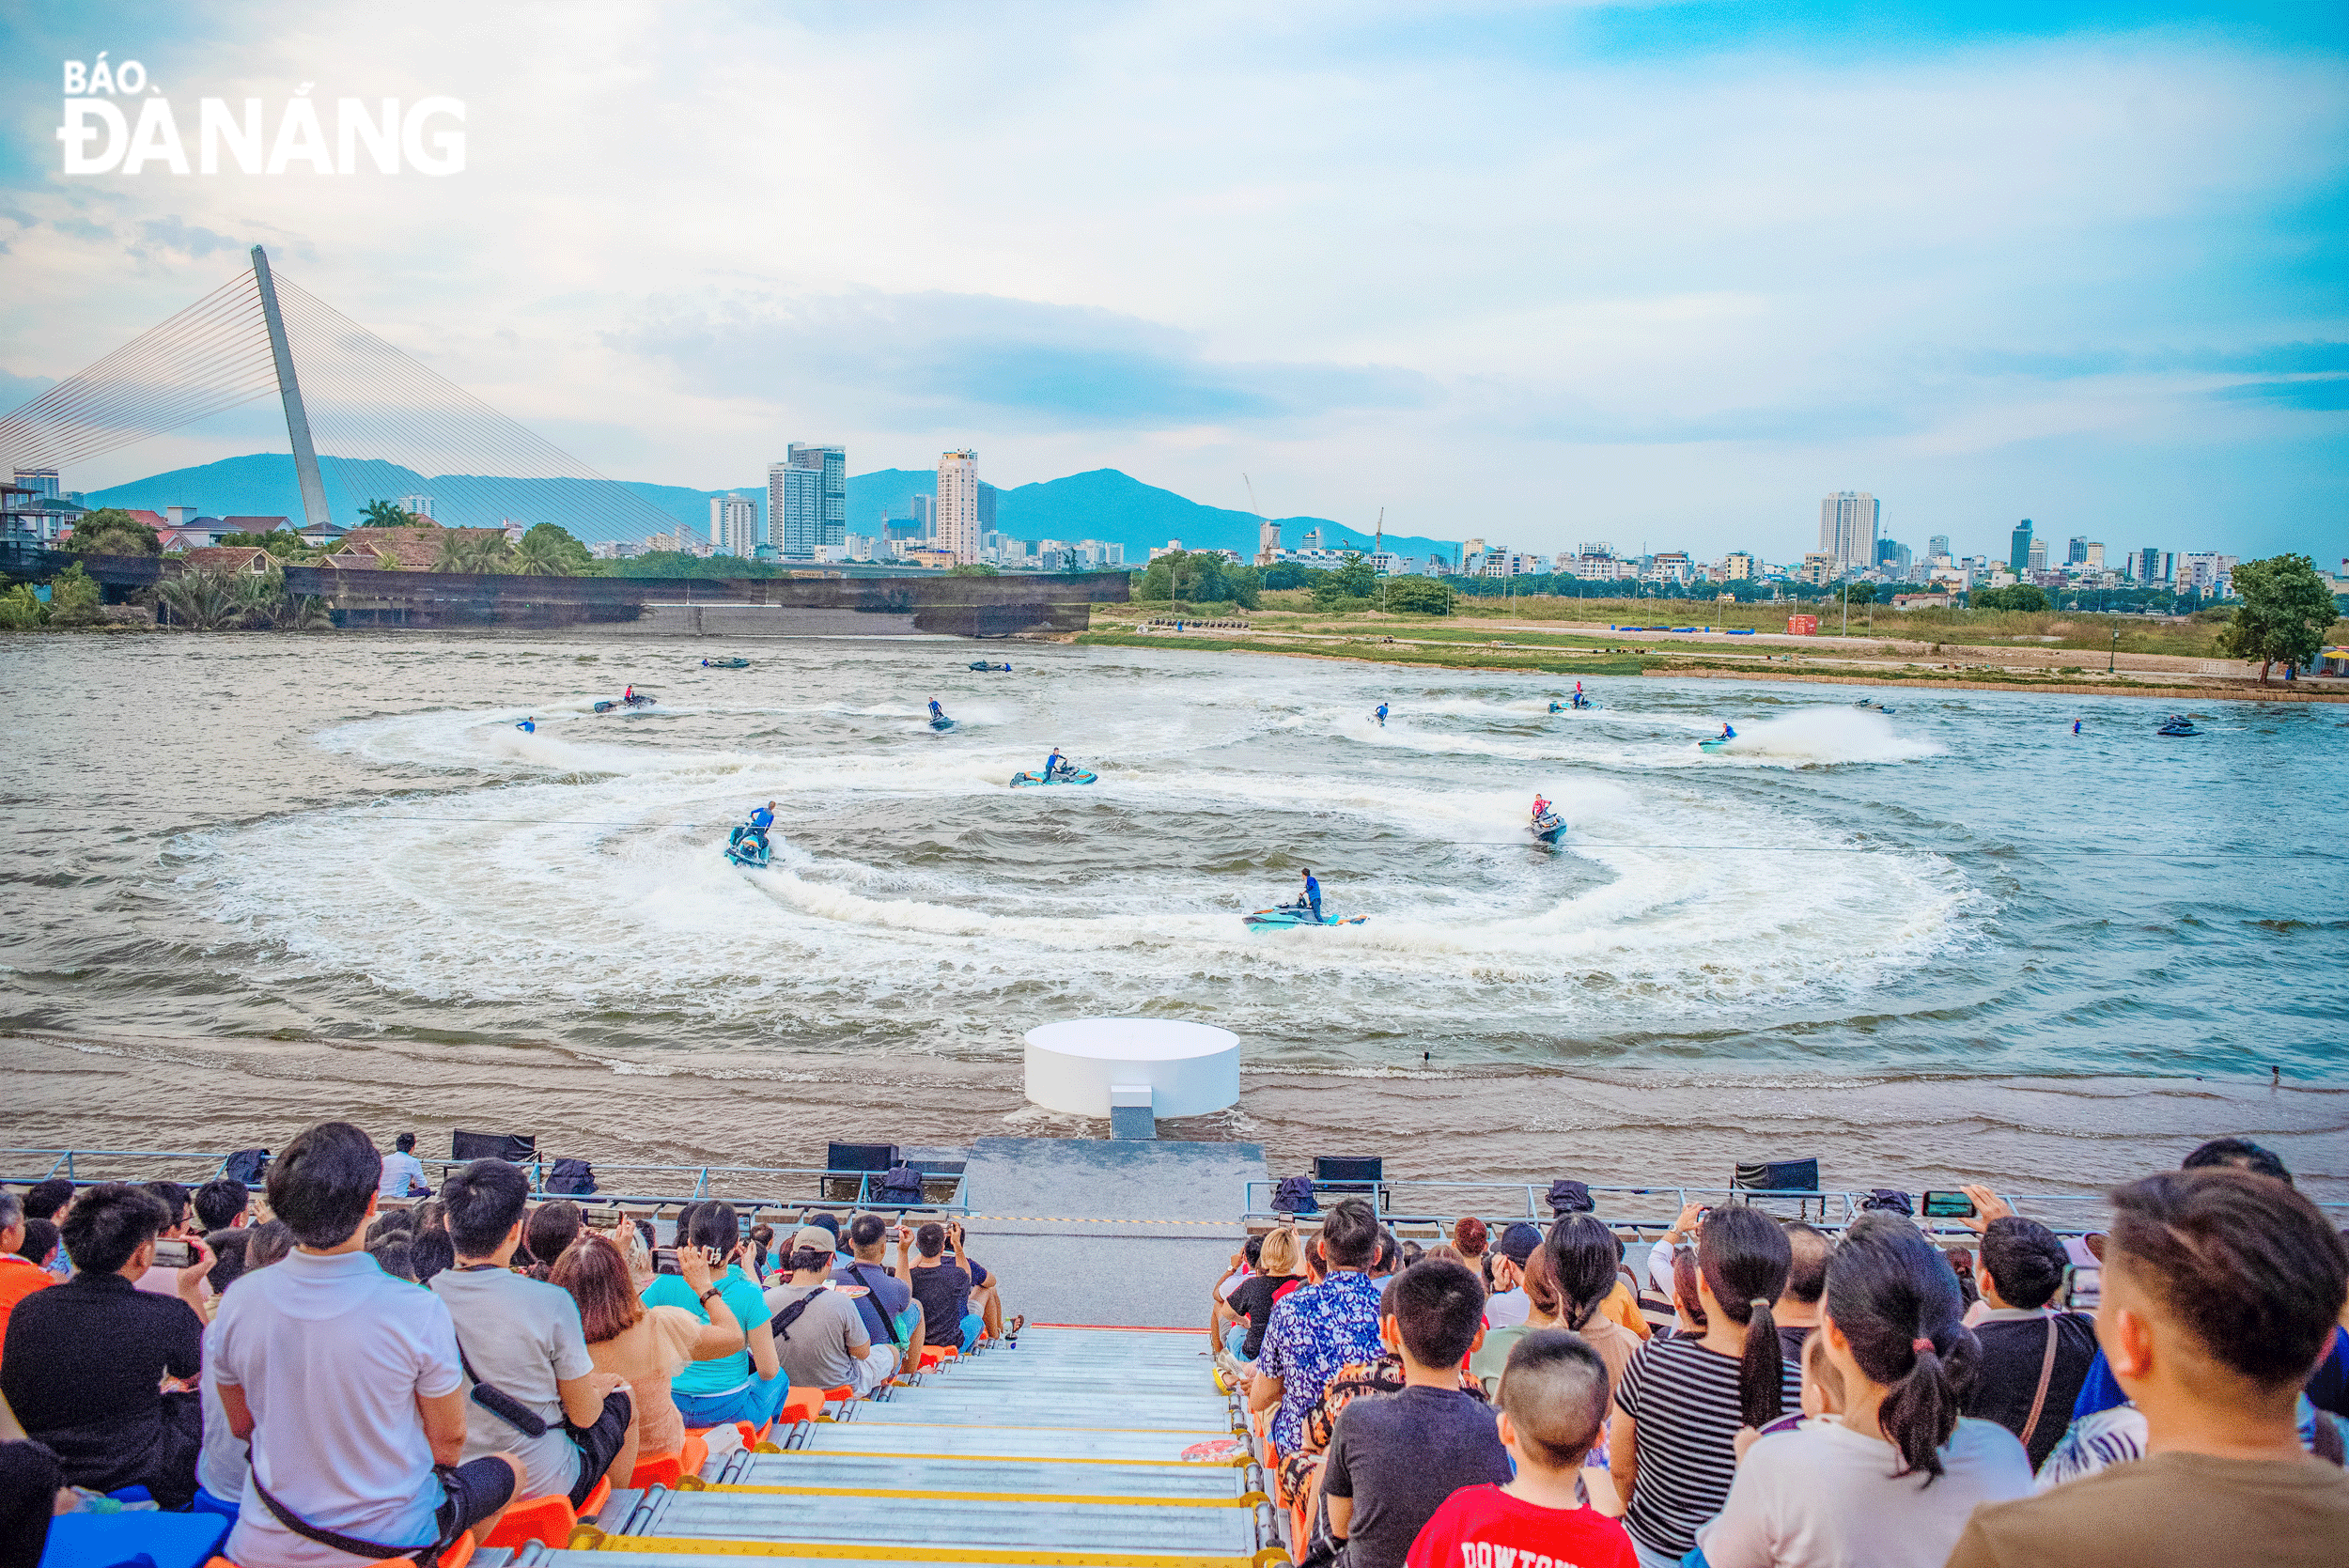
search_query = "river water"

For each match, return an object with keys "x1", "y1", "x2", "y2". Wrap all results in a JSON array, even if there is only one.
[{"x1": 3, "y1": 633, "x2": 2342, "y2": 1198}]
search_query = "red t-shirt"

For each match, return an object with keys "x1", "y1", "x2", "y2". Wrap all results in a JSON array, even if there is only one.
[{"x1": 1405, "y1": 1484, "x2": 1638, "y2": 1568}]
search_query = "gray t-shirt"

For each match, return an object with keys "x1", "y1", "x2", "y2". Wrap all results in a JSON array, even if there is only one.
[
  {"x1": 429, "y1": 1266, "x2": 593, "y2": 1501},
  {"x1": 1324, "y1": 1386, "x2": 1512, "y2": 1568},
  {"x1": 768, "y1": 1282, "x2": 870, "y2": 1390}
]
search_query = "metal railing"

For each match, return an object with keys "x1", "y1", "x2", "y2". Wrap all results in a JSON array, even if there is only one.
[
  {"x1": 1239, "y1": 1176, "x2": 2348, "y2": 1240},
  {"x1": 1, "y1": 1148, "x2": 972, "y2": 1219}
]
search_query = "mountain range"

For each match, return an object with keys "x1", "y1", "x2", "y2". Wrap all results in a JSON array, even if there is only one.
[{"x1": 81, "y1": 455, "x2": 1459, "y2": 564}]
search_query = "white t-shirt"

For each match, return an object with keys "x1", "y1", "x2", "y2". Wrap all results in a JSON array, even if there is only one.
[
  {"x1": 429, "y1": 1265, "x2": 594, "y2": 1501},
  {"x1": 1484, "y1": 1288, "x2": 1531, "y2": 1329},
  {"x1": 198, "y1": 1314, "x2": 247, "y2": 1501},
  {"x1": 214, "y1": 1249, "x2": 462, "y2": 1568},
  {"x1": 1697, "y1": 1414, "x2": 2032, "y2": 1568},
  {"x1": 380, "y1": 1150, "x2": 429, "y2": 1198}
]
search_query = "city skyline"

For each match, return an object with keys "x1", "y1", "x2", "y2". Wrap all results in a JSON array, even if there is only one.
[{"x1": 0, "y1": 4, "x2": 2341, "y2": 565}]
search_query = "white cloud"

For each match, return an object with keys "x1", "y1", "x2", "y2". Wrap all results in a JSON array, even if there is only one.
[{"x1": 0, "y1": 2, "x2": 2341, "y2": 558}]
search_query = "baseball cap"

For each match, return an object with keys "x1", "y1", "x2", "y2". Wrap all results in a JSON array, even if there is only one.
[
  {"x1": 1497, "y1": 1222, "x2": 1544, "y2": 1265},
  {"x1": 789, "y1": 1224, "x2": 836, "y2": 1255}
]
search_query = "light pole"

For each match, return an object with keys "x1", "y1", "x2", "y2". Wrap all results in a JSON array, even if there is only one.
[{"x1": 2108, "y1": 625, "x2": 2119, "y2": 675}]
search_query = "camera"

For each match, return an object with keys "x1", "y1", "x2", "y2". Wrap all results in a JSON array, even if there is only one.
[
  {"x1": 152, "y1": 1238, "x2": 198, "y2": 1269},
  {"x1": 1921, "y1": 1190, "x2": 1977, "y2": 1219},
  {"x1": 653, "y1": 1247, "x2": 681, "y2": 1275}
]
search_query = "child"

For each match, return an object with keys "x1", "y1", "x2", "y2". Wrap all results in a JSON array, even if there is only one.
[
  {"x1": 1407, "y1": 1330, "x2": 1638, "y2": 1568},
  {"x1": 1735, "y1": 1327, "x2": 1846, "y2": 1462},
  {"x1": 1324, "y1": 1259, "x2": 1514, "y2": 1568}
]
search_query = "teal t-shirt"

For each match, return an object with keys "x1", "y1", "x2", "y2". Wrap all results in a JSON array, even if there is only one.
[{"x1": 642, "y1": 1265, "x2": 766, "y2": 1395}]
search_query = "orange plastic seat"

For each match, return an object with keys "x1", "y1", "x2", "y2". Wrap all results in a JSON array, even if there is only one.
[
  {"x1": 916, "y1": 1344, "x2": 953, "y2": 1369},
  {"x1": 822, "y1": 1384, "x2": 854, "y2": 1403},
  {"x1": 777, "y1": 1387, "x2": 824, "y2": 1424},
  {"x1": 627, "y1": 1430, "x2": 710, "y2": 1490},
  {"x1": 480, "y1": 1476, "x2": 606, "y2": 1552},
  {"x1": 208, "y1": 1537, "x2": 474, "y2": 1568}
]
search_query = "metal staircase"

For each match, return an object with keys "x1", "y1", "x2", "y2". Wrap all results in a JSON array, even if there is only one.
[{"x1": 501, "y1": 1327, "x2": 1283, "y2": 1565}]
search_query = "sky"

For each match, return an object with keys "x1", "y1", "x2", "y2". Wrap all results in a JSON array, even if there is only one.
[{"x1": 1, "y1": 1, "x2": 2344, "y2": 563}]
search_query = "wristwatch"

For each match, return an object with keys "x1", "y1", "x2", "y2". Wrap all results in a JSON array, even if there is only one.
[{"x1": 697, "y1": 1286, "x2": 723, "y2": 1306}]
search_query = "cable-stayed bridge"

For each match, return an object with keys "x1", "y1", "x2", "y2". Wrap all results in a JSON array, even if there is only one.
[{"x1": 0, "y1": 248, "x2": 685, "y2": 545}]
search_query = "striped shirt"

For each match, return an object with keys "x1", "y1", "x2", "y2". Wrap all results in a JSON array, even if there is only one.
[{"x1": 1616, "y1": 1334, "x2": 1804, "y2": 1560}]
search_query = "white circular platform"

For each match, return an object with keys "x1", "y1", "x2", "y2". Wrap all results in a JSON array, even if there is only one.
[{"x1": 1022, "y1": 1017, "x2": 1241, "y2": 1119}]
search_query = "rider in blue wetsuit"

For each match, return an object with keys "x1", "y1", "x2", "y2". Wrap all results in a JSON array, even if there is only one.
[
  {"x1": 1720, "y1": 722, "x2": 1735, "y2": 739},
  {"x1": 1299, "y1": 869, "x2": 1322, "y2": 923},
  {"x1": 516, "y1": 718, "x2": 535, "y2": 733},
  {"x1": 928, "y1": 699, "x2": 944, "y2": 721},
  {"x1": 1375, "y1": 704, "x2": 1389, "y2": 727},
  {"x1": 2073, "y1": 719, "x2": 2083, "y2": 735},
  {"x1": 1044, "y1": 746, "x2": 1065, "y2": 780},
  {"x1": 741, "y1": 800, "x2": 777, "y2": 856}
]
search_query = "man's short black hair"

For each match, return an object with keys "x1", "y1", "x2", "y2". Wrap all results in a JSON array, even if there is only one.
[
  {"x1": 2111, "y1": 1168, "x2": 2348, "y2": 1390},
  {"x1": 143, "y1": 1180, "x2": 191, "y2": 1231},
  {"x1": 395, "y1": 1132, "x2": 417, "y2": 1153},
  {"x1": 194, "y1": 1177, "x2": 248, "y2": 1233},
  {"x1": 23, "y1": 1179, "x2": 73, "y2": 1220},
  {"x1": 266, "y1": 1122, "x2": 381, "y2": 1250},
  {"x1": 440, "y1": 1157, "x2": 530, "y2": 1258},
  {"x1": 1980, "y1": 1217, "x2": 2070, "y2": 1310},
  {"x1": 19, "y1": 1218, "x2": 59, "y2": 1267},
  {"x1": 206, "y1": 1229, "x2": 250, "y2": 1295},
  {"x1": 916, "y1": 1221, "x2": 947, "y2": 1259},
  {"x1": 1376, "y1": 1228, "x2": 1401, "y2": 1274},
  {"x1": 848, "y1": 1213, "x2": 889, "y2": 1250},
  {"x1": 1319, "y1": 1199, "x2": 1380, "y2": 1270},
  {"x1": 1782, "y1": 1221, "x2": 1833, "y2": 1307},
  {"x1": 1499, "y1": 1329, "x2": 1611, "y2": 1469},
  {"x1": 1392, "y1": 1257, "x2": 1487, "y2": 1368},
  {"x1": 2181, "y1": 1137, "x2": 2291, "y2": 1186},
  {"x1": 61, "y1": 1182, "x2": 169, "y2": 1275}
]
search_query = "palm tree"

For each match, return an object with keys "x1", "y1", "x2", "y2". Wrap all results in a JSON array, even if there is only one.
[
  {"x1": 434, "y1": 533, "x2": 510, "y2": 574},
  {"x1": 359, "y1": 499, "x2": 418, "y2": 528},
  {"x1": 155, "y1": 566, "x2": 246, "y2": 630},
  {"x1": 510, "y1": 532, "x2": 579, "y2": 576}
]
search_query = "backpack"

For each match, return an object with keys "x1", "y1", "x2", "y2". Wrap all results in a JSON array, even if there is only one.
[
  {"x1": 224, "y1": 1148, "x2": 271, "y2": 1185},
  {"x1": 1547, "y1": 1179, "x2": 1595, "y2": 1217},
  {"x1": 1859, "y1": 1188, "x2": 1914, "y2": 1217},
  {"x1": 1271, "y1": 1175, "x2": 1317, "y2": 1216},
  {"x1": 878, "y1": 1163, "x2": 924, "y2": 1203},
  {"x1": 544, "y1": 1158, "x2": 597, "y2": 1196}
]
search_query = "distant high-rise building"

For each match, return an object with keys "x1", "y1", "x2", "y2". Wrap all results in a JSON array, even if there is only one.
[
  {"x1": 399, "y1": 493, "x2": 435, "y2": 519},
  {"x1": 2010, "y1": 520, "x2": 2033, "y2": 574},
  {"x1": 2084, "y1": 541, "x2": 2105, "y2": 567},
  {"x1": 2066, "y1": 536, "x2": 2088, "y2": 566},
  {"x1": 1875, "y1": 537, "x2": 1912, "y2": 577},
  {"x1": 936, "y1": 450, "x2": 980, "y2": 564},
  {"x1": 12, "y1": 468, "x2": 60, "y2": 500},
  {"x1": 786, "y1": 443, "x2": 846, "y2": 551},
  {"x1": 977, "y1": 482, "x2": 998, "y2": 532},
  {"x1": 2135, "y1": 546, "x2": 2165, "y2": 584},
  {"x1": 708, "y1": 492, "x2": 757, "y2": 556},
  {"x1": 769, "y1": 461, "x2": 819, "y2": 557},
  {"x1": 1257, "y1": 517, "x2": 1281, "y2": 567},
  {"x1": 1927, "y1": 534, "x2": 1951, "y2": 562},
  {"x1": 1818, "y1": 491, "x2": 1879, "y2": 573},
  {"x1": 2028, "y1": 538, "x2": 2047, "y2": 573},
  {"x1": 910, "y1": 493, "x2": 936, "y2": 537},
  {"x1": 1723, "y1": 551, "x2": 1757, "y2": 581}
]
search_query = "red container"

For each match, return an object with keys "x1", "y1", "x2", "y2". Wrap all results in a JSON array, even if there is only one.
[{"x1": 1787, "y1": 614, "x2": 1819, "y2": 635}]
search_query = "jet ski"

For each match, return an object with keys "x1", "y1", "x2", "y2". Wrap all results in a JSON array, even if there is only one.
[
  {"x1": 928, "y1": 715, "x2": 957, "y2": 731},
  {"x1": 968, "y1": 660, "x2": 1012, "y2": 672},
  {"x1": 592, "y1": 691, "x2": 657, "y2": 713},
  {"x1": 2157, "y1": 716, "x2": 2201, "y2": 737},
  {"x1": 1548, "y1": 696, "x2": 1596, "y2": 713},
  {"x1": 1529, "y1": 810, "x2": 1568, "y2": 845},
  {"x1": 1244, "y1": 903, "x2": 1368, "y2": 931},
  {"x1": 1010, "y1": 766, "x2": 1097, "y2": 787},
  {"x1": 723, "y1": 821, "x2": 773, "y2": 869},
  {"x1": 1698, "y1": 736, "x2": 1735, "y2": 753},
  {"x1": 1853, "y1": 698, "x2": 1898, "y2": 714},
  {"x1": 701, "y1": 658, "x2": 751, "y2": 669}
]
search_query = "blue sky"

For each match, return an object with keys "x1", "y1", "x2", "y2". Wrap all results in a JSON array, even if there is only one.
[{"x1": 0, "y1": 1, "x2": 2342, "y2": 562}]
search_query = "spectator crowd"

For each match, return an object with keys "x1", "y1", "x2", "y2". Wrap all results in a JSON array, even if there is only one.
[
  {"x1": 0, "y1": 1125, "x2": 1019, "y2": 1566},
  {"x1": 1, "y1": 1128, "x2": 2343, "y2": 1567},
  {"x1": 1210, "y1": 1136, "x2": 2347, "y2": 1568}
]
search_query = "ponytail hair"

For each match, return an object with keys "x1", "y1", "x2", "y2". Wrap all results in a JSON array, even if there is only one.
[
  {"x1": 1546, "y1": 1214, "x2": 1620, "y2": 1333},
  {"x1": 1825, "y1": 1214, "x2": 1980, "y2": 1482},
  {"x1": 1697, "y1": 1204, "x2": 1793, "y2": 1428}
]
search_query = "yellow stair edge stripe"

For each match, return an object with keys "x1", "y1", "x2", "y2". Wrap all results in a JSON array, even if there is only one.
[
  {"x1": 706, "y1": 1483, "x2": 1265, "y2": 1509},
  {"x1": 571, "y1": 1533, "x2": 1287, "y2": 1566},
  {"x1": 826, "y1": 1421, "x2": 1241, "y2": 1436}
]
